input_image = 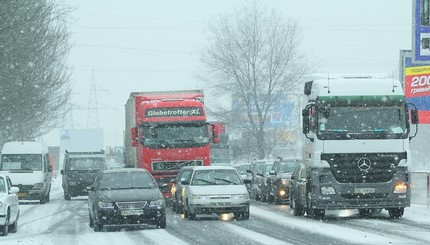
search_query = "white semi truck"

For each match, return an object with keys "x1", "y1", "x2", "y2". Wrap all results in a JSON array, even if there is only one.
[{"x1": 293, "y1": 75, "x2": 419, "y2": 219}]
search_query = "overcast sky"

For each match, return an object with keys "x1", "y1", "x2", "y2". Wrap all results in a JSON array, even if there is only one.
[{"x1": 43, "y1": 0, "x2": 412, "y2": 147}]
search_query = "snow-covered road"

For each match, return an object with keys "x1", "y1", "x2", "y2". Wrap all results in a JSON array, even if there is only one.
[{"x1": 1, "y1": 177, "x2": 430, "y2": 245}]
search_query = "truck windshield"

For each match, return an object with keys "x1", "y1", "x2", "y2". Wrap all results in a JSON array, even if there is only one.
[
  {"x1": 0, "y1": 154, "x2": 43, "y2": 171},
  {"x1": 317, "y1": 105, "x2": 408, "y2": 140},
  {"x1": 142, "y1": 123, "x2": 209, "y2": 149}
]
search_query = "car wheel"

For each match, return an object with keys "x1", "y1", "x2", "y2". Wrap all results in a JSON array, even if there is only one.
[
  {"x1": 93, "y1": 221, "x2": 103, "y2": 232},
  {"x1": 40, "y1": 195, "x2": 46, "y2": 204},
  {"x1": 157, "y1": 216, "x2": 167, "y2": 228},
  {"x1": 388, "y1": 208, "x2": 404, "y2": 219},
  {"x1": 292, "y1": 194, "x2": 305, "y2": 216},
  {"x1": 89, "y1": 212, "x2": 94, "y2": 228},
  {"x1": 188, "y1": 210, "x2": 196, "y2": 220},
  {"x1": 1, "y1": 211, "x2": 10, "y2": 236},
  {"x1": 46, "y1": 192, "x2": 50, "y2": 203},
  {"x1": 241, "y1": 210, "x2": 250, "y2": 220},
  {"x1": 9, "y1": 213, "x2": 18, "y2": 234}
]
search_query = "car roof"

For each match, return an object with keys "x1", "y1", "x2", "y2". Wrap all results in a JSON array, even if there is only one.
[{"x1": 101, "y1": 168, "x2": 149, "y2": 174}]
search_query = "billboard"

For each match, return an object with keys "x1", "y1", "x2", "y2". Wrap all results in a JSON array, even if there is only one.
[
  {"x1": 231, "y1": 94, "x2": 299, "y2": 128},
  {"x1": 413, "y1": 0, "x2": 430, "y2": 63},
  {"x1": 400, "y1": 50, "x2": 430, "y2": 123}
]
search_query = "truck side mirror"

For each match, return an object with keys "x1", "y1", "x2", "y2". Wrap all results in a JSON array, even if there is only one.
[
  {"x1": 411, "y1": 108, "x2": 419, "y2": 124},
  {"x1": 302, "y1": 108, "x2": 310, "y2": 134}
]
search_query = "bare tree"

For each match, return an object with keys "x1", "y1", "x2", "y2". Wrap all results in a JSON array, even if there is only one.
[
  {"x1": 0, "y1": 0, "x2": 72, "y2": 144},
  {"x1": 201, "y1": 2, "x2": 309, "y2": 159}
]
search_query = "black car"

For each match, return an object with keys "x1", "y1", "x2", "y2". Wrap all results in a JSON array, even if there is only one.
[
  {"x1": 266, "y1": 157, "x2": 301, "y2": 204},
  {"x1": 87, "y1": 168, "x2": 166, "y2": 231},
  {"x1": 288, "y1": 163, "x2": 307, "y2": 216},
  {"x1": 171, "y1": 166, "x2": 195, "y2": 214},
  {"x1": 254, "y1": 162, "x2": 273, "y2": 201},
  {"x1": 246, "y1": 159, "x2": 274, "y2": 199}
]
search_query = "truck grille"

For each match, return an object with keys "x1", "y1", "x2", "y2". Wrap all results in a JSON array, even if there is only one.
[
  {"x1": 321, "y1": 152, "x2": 407, "y2": 183},
  {"x1": 116, "y1": 201, "x2": 147, "y2": 209},
  {"x1": 152, "y1": 160, "x2": 203, "y2": 171}
]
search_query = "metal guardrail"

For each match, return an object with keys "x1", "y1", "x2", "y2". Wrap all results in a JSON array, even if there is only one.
[{"x1": 411, "y1": 172, "x2": 430, "y2": 208}]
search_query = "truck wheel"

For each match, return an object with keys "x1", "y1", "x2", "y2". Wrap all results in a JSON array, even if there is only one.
[
  {"x1": 64, "y1": 192, "x2": 71, "y2": 201},
  {"x1": 388, "y1": 208, "x2": 404, "y2": 219},
  {"x1": 358, "y1": 209, "x2": 371, "y2": 217},
  {"x1": 9, "y1": 218, "x2": 18, "y2": 233},
  {"x1": 308, "y1": 208, "x2": 325, "y2": 219}
]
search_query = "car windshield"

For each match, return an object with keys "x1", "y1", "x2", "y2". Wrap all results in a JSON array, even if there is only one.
[
  {"x1": 98, "y1": 171, "x2": 157, "y2": 190},
  {"x1": 237, "y1": 164, "x2": 251, "y2": 175},
  {"x1": 0, "y1": 154, "x2": 42, "y2": 171},
  {"x1": 279, "y1": 161, "x2": 299, "y2": 173},
  {"x1": 68, "y1": 157, "x2": 105, "y2": 171},
  {"x1": 191, "y1": 169, "x2": 242, "y2": 186}
]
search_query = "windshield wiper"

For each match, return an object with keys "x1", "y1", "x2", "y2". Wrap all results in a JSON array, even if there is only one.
[
  {"x1": 194, "y1": 178, "x2": 217, "y2": 185},
  {"x1": 214, "y1": 177, "x2": 238, "y2": 185}
]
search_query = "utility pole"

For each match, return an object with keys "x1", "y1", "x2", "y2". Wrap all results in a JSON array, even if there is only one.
[{"x1": 87, "y1": 68, "x2": 99, "y2": 129}]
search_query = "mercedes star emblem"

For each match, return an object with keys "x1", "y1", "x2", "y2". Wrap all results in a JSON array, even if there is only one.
[{"x1": 357, "y1": 157, "x2": 371, "y2": 171}]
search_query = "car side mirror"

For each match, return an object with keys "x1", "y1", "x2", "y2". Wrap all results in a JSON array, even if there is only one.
[
  {"x1": 290, "y1": 175, "x2": 297, "y2": 180},
  {"x1": 10, "y1": 186, "x2": 19, "y2": 194},
  {"x1": 242, "y1": 178, "x2": 251, "y2": 184},
  {"x1": 181, "y1": 180, "x2": 190, "y2": 185},
  {"x1": 86, "y1": 186, "x2": 95, "y2": 191},
  {"x1": 60, "y1": 169, "x2": 65, "y2": 175},
  {"x1": 246, "y1": 169, "x2": 252, "y2": 173},
  {"x1": 269, "y1": 170, "x2": 276, "y2": 175}
]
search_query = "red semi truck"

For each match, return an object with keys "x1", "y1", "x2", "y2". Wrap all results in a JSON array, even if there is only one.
[{"x1": 124, "y1": 90, "x2": 220, "y2": 201}]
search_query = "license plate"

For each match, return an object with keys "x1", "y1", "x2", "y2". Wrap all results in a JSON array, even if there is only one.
[
  {"x1": 121, "y1": 210, "x2": 143, "y2": 216},
  {"x1": 17, "y1": 192, "x2": 27, "y2": 197},
  {"x1": 354, "y1": 188, "x2": 376, "y2": 194}
]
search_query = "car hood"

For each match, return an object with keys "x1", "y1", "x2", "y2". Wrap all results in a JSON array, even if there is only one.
[
  {"x1": 97, "y1": 188, "x2": 162, "y2": 202},
  {"x1": 0, "y1": 193, "x2": 8, "y2": 200},
  {"x1": 188, "y1": 185, "x2": 248, "y2": 195}
]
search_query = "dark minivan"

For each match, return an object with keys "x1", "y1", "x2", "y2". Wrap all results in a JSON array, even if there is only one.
[{"x1": 61, "y1": 150, "x2": 107, "y2": 200}]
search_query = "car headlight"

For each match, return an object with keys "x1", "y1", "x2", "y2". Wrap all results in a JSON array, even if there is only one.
[
  {"x1": 33, "y1": 182, "x2": 44, "y2": 190},
  {"x1": 231, "y1": 194, "x2": 249, "y2": 200},
  {"x1": 149, "y1": 198, "x2": 165, "y2": 207},
  {"x1": 393, "y1": 182, "x2": 408, "y2": 194},
  {"x1": 281, "y1": 179, "x2": 289, "y2": 185},
  {"x1": 98, "y1": 201, "x2": 114, "y2": 209},
  {"x1": 321, "y1": 186, "x2": 336, "y2": 195}
]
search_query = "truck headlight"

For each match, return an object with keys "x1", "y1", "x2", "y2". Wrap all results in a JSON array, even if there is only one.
[
  {"x1": 321, "y1": 186, "x2": 336, "y2": 195},
  {"x1": 98, "y1": 201, "x2": 114, "y2": 209},
  {"x1": 393, "y1": 182, "x2": 408, "y2": 194}
]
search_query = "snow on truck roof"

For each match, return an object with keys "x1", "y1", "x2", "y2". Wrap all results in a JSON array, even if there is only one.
[
  {"x1": 1, "y1": 141, "x2": 48, "y2": 154},
  {"x1": 307, "y1": 76, "x2": 404, "y2": 98}
]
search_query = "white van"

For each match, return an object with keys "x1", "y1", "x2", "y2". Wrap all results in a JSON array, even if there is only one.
[{"x1": 0, "y1": 141, "x2": 52, "y2": 204}]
